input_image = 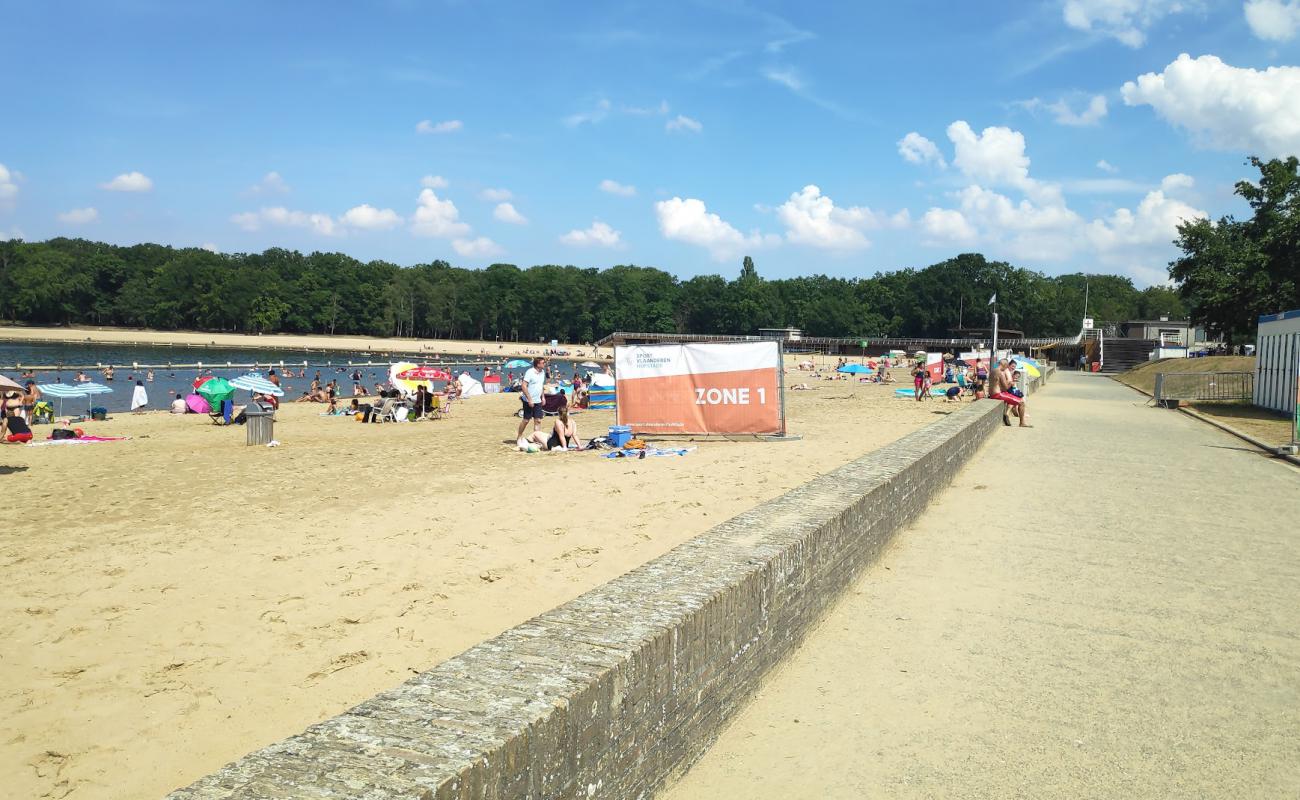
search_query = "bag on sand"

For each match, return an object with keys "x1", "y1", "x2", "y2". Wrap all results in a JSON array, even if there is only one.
[{"x1": 50, "y1": 428, "x2": 77, "y2": 440}]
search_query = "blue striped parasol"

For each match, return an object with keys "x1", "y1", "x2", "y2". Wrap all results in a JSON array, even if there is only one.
[
  {"x1": 229, "y1": 373, "x2": 285, "y2": 396},
  {"x1": 37, "y1": 381, "x2": 113, "y2": 415}
]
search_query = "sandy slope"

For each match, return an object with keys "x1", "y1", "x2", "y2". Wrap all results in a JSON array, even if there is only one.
[{"x1": 1, "y1": 372, "x2": 949, "y2": 799}]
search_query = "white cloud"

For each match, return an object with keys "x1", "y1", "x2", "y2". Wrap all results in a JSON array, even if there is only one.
[
  {"x1": 100, "y1": 171, "x2": 153, "y2": 192},
  {"x1": 416, "y1": 119, "x2": 463, "y2": 134},
  {"x1": 339, "y1": 204, "x2": 402, "y2": 231},
  {"x1": 0, "y1": 163, "x2": 18, "y2": 210},
  {"x1": 560, "y1": 220, "x2": 623, "y2": 248},
  {"x1": 565, "y1": 98, "x2": 612, "y2": 127},
  {"x1": 947, "y1": 121, "x2": 1032, "y2": 190},
  {"x1": 421, "y1": 175, "x2": 449, "y2": 189},
  {"x1": 1159, "y1": 173, "x2": 1195, "y2": 192},
  {"x1": 410, "y1": 188, "x2": 471, "y2": 238},
  {"x1": 599, "y1": 179, "x2": 637, "y2": 197},
  {"x1": 452, "y1": 236, "x2": 503, "y2": 258},
  {"x1": 57, "y1": 207, "x2": 99, "y2": 224},
  {"x1": 1086, "y1": 188, "x2": 1207, "y2": 254},
  {"x1": 897, "y1": 132, "x2": 947, "y2": 168},
  {"x1": 655, "y1": 197, "x2": 778, "y2": 261},
  {"x1": 776, "y1": 185, "x2": 908, "y2": 251},
  {"x1": 762, "y1": 67, "x2": 804, "y2": 91},
  {"x1": 1245, "y1": 0, "x2": 1300, "y2": 41},
  {"x1": 493, "y1": 202, "x2": 528, "y2": 225},
  {"x1": 921, "y1": 208, "x2": 979, "y2": 245},
  {"x1": 480, "y1": 187, "x2": 513, "y2": 202},
  {"x1": 1121, "y1": 54, "x2": 1300, "y2": 157},
  {"x1": 622, "y1": 100, "x2": 670, "y2": 116},
  {"x1": 1062, "y1": 0, "x2": 1191, "y2": 47},
  {"x1": 201, "y1": 242, "x2": 219, "y2": 253},
  {"x1": 0, "y1": 227, "x2": 24, "y2": 241},
  {"x1": 666, "y1": 114, "x2": 703, "y2": 133},
  {"x1": 1097, "y1": 159, "x2": 1118, "y2": 173},
  {"x1": 247, "y1": 171, "x2": 290, "y2": 195},
  {"x1": 231, "y1": 206, "x2": 338, "y2": 236},
  {"x1": 1046, "y1": 94, "x2": 1108, "y2": 126}
]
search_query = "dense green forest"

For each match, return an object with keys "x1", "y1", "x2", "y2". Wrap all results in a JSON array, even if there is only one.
[
  {"x1": 0, "y1": 158, "x2": 1292, "y2": 343},
  {"x1": 0, "y1": 239, "x2": 1184, "y2": 342}
]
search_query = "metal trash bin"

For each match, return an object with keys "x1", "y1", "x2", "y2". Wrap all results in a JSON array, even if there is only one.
[{"x1": 244, "y1": 404, "x2": 275, "y2": 446}]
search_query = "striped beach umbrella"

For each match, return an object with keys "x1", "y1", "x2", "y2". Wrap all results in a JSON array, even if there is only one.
[{"x1": 229, "y1": 374, "x2": 285, "y2": 396}]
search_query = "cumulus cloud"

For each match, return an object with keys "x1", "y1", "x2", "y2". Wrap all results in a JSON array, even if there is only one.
[
  {"x1": 599, "y1": 178, "x2": 637, "y2": 197},
  {"x1": 410, "y1": 188, "x2": 471, "y2": 238},
  {"x1": 1097, "y1": 159, "x2": 1119, "y2": 173},
  {"x1": 776, "y1": 185, "x2": 908, "y2": 251},
  {"x1": 655, "y1": 197, "x2": 778, "y2": 261},
  {"x1": 898, "y1": 132, "x2": 947, "y2": 168},
  {"x1": 1245, "y1": 0, "x2": 1300, "y2": 41},
  {"x1": 201, "y1": 242, "x2": 219, "y2": 253},
  {"x1": 1121, "y1": 54, "x2": 1300, "y2": 157},
  {"x1": 57, "y1": 207, "x2": 99, "y2": 225},
  {"x1": 452, "y1": 236, "x2": 503, "y2": 258},
  {"x1": 921, "y1": 208, "x2": 979, "y2": 245},
  {"x1": 947, "y1": 121, "x2": 1032, "y2": 190},
  {"x1": 0, "y1": 163, "x2": 18, "y2": 210},
  {"x1": 1159, "y1": 173, "x2": 1195, "y2": 192},
  {"x1": 480, "y1": 187, "x2": 512, "y2": 202},
  {"x1": 560, "y1": 220, "x2": 623, "y2": 248},
  {"x1": 421, "y1": 174, "x2": 449, "y2": 189},
  {"x1": 231, "y1": 206, "x2": 338, "y2": 236},
  {"x1": 246, "y1": 171, "x2": 290, "y2": 195},
  {"x1": 1085, "y1": 186, "x2": 1207, "y2": 267},
  {"x1": 565, "y1": 98, "x2": 612, "y2": 127},
  {"x1": 1046, "y1": 94, "x2": 1108, "y2": 126},
  {"x1": 666, "y1": 114, "x2": 703, "y2": 133},
  {"x1": 100, "y1": 171, "x2": 153, "y2": 192},
  {"x1": 1062, "y1": 0, "x2": 1190, "y2": 47},
  {"x1": 416, "y1": 119, "x2": 463, "y2": 134},
  {"x1": 339, "y1": 204, "x2": 403, "y2": 231},
  {"x1": 493, "y1": 202, "x2": 528, "y2": 225}
]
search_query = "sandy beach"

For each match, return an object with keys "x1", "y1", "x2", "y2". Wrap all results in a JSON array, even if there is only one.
[
  {"x1": 0, "y1": 325, "x2": 607, "y2": 363},
  {"x1": 0, "y1": 367, "x2": 951, "y2": 800}
]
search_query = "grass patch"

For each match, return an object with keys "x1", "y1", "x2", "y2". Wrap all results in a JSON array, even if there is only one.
[{"x1": 1115, "y1": 356, "x2": 1256, "y2": 395}]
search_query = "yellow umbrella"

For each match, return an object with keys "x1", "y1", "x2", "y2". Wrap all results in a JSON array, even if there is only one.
[{"x1": 1014, "y1": 361, "x2": 1041, "y2": 378}]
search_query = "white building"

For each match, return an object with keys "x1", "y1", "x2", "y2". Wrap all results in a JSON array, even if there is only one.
[{"x1": 1253, "y1": 309, "x2": 1300, "y2": 416}]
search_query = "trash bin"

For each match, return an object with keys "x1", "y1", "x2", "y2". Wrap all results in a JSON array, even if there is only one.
[{"x1": 245, "y1": 405, "x2": 274, "y2": 445}]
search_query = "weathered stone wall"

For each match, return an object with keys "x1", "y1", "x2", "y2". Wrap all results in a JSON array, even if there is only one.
[{"x1": 170, "y1": 371, "x2": 1051, "y2": 800}]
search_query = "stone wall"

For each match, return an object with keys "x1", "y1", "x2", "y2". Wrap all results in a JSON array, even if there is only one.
[{"x1": 170, "y1": 371, "x2": 1050, "y2": 800}]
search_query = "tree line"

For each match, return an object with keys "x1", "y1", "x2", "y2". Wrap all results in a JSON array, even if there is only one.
[{"x1": 0, "y1": 239, "x2": 1188, "y2": 342}]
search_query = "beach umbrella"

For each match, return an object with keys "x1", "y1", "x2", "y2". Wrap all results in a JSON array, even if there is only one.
[
  {"x1": 74, "y1": 382, "x2": 114, "y2": 415},
  {"x1": 503, "y1": 358, "x2": 531, "y2": 369},
  {"x1": 193, "y1": 375, "x2": 215, "y2": 390},
  {"x1": 0, "y1": 374, "x2": 24, "y2": 395},
  {"x1": 579, "y1": 361, "x2": 601, "y2": 368},
  {"x1": 197, "y1": 377, "x2": 235, "y2": 409},
  {"x1": 396, "y1": 365, "x2": 452, "y2": 382},
  {"x1": 1012, "y1": 361, "x2": 1041, "y2": 378},
  {"x1": 37, "y1": 382, "x2": 85, "y2": 416},
  {"x1": 185, "y1": 394, "x2": 211, "y2": 415},
  {"x1": 837, "y1": 364, "x2": 873, "y2": 374},
  {"x1": 229, "y1": 373, "x2": 285, "y2": 396}
]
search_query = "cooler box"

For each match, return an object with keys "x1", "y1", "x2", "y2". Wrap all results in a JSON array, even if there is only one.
[{"x1": 608, "y1": 425, "x2": 632, "y2": 447}]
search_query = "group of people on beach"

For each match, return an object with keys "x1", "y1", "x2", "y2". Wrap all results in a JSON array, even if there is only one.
[{"x1": 514, "y1": 357, "x2": 583, "y2": 452}]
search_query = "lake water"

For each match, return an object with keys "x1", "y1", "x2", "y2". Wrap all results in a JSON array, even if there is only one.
[{"x1": 1, "y1": 342, "x2": 583, "y2": 413}]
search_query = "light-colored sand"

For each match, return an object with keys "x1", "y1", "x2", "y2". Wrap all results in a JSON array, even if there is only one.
[
  {"x1": 662, "y1": 373, "x2": 1300, "y2": 799},
  {"x1": 0, "y1": 325, "x2": 604, "y2": 362},
  {"x1": 1, "y1": 372, "x2": 944, "y2": 800}
]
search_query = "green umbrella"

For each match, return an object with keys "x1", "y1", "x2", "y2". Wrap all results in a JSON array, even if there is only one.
[{"x1": 197, "y1": 377, "x2": 236, "y2": 409}]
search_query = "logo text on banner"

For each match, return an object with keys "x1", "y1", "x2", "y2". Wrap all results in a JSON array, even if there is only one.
[{"x1": 615, "y1": 341, "x2": 783, "y2": 435}]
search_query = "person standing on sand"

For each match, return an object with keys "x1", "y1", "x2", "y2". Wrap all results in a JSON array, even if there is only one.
[
  {"x1": 131, "y1": 380, "x2": 148, "y2": 413},
  {"x1": 515, "y1": 356, "x2": 547, "y2": 444}
]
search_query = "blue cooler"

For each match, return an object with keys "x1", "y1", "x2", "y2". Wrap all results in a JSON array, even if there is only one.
[{"x1": 608, "y1": 425, "x2": 632, "y2": 447}]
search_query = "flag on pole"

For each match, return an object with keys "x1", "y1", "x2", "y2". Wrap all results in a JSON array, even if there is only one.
[{"x1": 988, "y1": 292, "x2": 997, "y2": 305}]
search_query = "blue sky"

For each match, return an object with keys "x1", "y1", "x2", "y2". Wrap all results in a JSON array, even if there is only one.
[{"x1": 1, "y1": 0, "x2": 1297, "y2": 286}]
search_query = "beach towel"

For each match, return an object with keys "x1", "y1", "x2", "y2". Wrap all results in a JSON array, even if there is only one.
[
  {"x1": 604, "y1": 446, "x2": 695, "y2": 458},
  {"x1": 131, "y1": 385, "x2": 148, "y2": 410},
  {"x1": 26, "y1": 435, "x2": 129, "y2": 447}
]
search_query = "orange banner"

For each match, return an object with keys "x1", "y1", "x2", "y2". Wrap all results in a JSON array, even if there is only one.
[{"x1": 615, "y1": 343, "x2": 783, "y2": 435}]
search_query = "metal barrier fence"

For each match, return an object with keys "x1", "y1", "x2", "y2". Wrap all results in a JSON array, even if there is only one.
[{"x1": 1154, "y1": 372, "x2": 1254, "y2": 403}]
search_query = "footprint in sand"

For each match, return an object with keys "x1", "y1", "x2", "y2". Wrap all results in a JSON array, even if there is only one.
[{"x1": 306, "y1": 650, "x2": 371, "y2": 683}]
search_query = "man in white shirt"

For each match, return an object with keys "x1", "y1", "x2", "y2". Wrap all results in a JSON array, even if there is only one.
[{"x1": 515, "y1": 357, "x2": 547, "y2": 443}]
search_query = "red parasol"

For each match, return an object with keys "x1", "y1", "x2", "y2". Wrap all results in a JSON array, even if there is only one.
[{"x1": 396, "y1": 366, "x2": 452, "y2": 382}]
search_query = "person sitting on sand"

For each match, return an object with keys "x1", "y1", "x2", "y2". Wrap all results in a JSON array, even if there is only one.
[
  {"x1": 547, "y1": 406, "x2": 581, "y2": 450},
  {"x1": 171, "y1": 392, "x2": 187, "y2": 414}
]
